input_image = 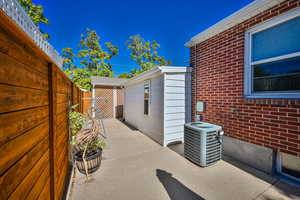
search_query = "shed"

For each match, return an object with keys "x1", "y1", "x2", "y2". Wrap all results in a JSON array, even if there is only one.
[
  {"x1": 91, "y1": 77, "x2": 127, "y2": 119},
  {"x1": 123, "y1": 66, "x2": 192, "y2": 146}
]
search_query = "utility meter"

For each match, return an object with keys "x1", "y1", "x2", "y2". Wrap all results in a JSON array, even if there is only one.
[{"x1": 196, "y1": 101, "x2": 205, "y2": 112}]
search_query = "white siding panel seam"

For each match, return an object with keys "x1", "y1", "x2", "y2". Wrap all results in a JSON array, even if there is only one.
[
  {"x1": 165, "y1": 86, "x2": 185, "y2": 88},
  {"x1": 165, "y1": 112, "x2": 185, "y2": 114},
  {"x1": 166, "y1": 79, "x2": 185, "y2": 82},
  {"x1": 165, "y1": 131, "x2": 183, "y2": 135}
]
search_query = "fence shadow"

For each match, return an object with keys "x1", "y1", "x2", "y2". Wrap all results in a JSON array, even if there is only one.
[{"x1": 156, "y1": 169, "x2": 205, "y2": 200}]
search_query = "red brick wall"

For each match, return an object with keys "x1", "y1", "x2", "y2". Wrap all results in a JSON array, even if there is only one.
[{"x1": 191, "y1": 0, "x2": 300, "y2": 157}]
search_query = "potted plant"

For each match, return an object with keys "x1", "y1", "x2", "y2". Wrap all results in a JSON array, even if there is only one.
[{"x1": 69, "y1": 106, "x2": 106, "y2": 178}]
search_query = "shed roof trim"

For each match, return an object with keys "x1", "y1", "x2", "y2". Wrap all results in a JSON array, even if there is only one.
[
  {"x1": 185, "y1": 0, "x2": 286, "y2": 47},
  {"x1": 124, "y1": 66, "x2": 191, "y2": 86},
  {"x1": 91, "y1": 76, "x2": 128, "y2": 86}
]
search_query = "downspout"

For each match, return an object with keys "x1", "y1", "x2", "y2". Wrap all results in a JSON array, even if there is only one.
[{"x1": 194, "y1": 44, "x2": 198, "y2": 122}]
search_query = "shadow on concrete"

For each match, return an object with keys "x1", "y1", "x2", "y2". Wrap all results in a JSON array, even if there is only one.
[
  {"x1": 118, "y1": 119, "x2": 138, "y2": 131},
  {"x1": 167, "y1": 143, "x2": 300, "y2": 199},
  {"x1": 156, "y1": 169, "x2": 205, "y2": 200}
]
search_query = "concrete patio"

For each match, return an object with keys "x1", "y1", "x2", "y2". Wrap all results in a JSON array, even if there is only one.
[{"x1": 68, "y1": 119, "x2": 300, "y2": 200}]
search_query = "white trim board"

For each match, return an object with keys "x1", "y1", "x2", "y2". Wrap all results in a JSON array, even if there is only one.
[{"x1": 124, "y1": 66, "x2": 191, "y2": 87}]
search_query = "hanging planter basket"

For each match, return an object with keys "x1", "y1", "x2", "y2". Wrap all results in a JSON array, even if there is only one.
[{"x1": 74, "y1": 148, "x2": 102, "y2": 174}]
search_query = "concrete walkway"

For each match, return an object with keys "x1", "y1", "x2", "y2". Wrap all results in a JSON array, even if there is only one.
[{"x1": 69, "y1": 119, "x2": 300, "y2": 200}]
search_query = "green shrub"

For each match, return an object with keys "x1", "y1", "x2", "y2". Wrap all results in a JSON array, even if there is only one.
[{"x1": 69, "y1": 104, "x2": 86, "y2": 136}]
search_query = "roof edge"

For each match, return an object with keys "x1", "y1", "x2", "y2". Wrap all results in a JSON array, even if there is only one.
[
  {"x1": 124, "y1": 66, "x2": 190, "y2": 86},
  {"x1": 185, "y1": 0, "x2": 285, "y2": 47}
]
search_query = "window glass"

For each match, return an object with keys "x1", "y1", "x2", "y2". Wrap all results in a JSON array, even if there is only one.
[
  {"x1": 252, "y1": 15, "x2": 300, "y2": 61},
  {"x1": 280, "y1": 152, "x2": 300, "y2": 180},
  {"x1": 253, "y1": 56, "x2": 300, "y2": 92},
  {"x1": 144, "y1": 82, "x2": 150, "y2": 115},
  {"x1": 144, "y1": 100, "x2": 149, "y2": 115}
]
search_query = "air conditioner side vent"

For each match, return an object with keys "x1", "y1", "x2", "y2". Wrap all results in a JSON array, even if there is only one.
[{"x1": 184, "y1": 122, "x2": 222, "y2": 167}]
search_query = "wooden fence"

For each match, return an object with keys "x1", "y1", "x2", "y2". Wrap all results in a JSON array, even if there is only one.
[
  {"x1": 82, "y1": 92, "x2": 92, "y2": 114},
  {"x1": 0, "y1": 9, "x2": 82, "y2": 200}
]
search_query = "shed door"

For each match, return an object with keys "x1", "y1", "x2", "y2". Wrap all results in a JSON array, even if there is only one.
[{"x1": 95, "y1": 87, "x2": 114, "y2": 118}]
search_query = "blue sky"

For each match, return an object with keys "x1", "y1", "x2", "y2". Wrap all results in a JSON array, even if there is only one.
[{"x1": 40, "y1": 0, "x2": 253, "y2": 76}]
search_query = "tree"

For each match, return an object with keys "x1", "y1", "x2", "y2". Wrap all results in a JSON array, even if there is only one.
[
  {"x1": 17, "y1": 0, "x2": 50, "y2": 39},
  {"x1": 78, "y1": 29, "x2": 118, "y2": 71},
  {"x1": 62, "y1": 48, "x2": 76, "y2": 70},
  {"x1": 62, "y1": 29, "x2": 118, "y2": 91},
  {"x1": 121, "y1": 35, "x2": 171, "y2": 78}
]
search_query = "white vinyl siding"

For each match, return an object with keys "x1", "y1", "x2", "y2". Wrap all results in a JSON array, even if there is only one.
[
  {"x1": 124, "y1": 75, "x2": 164, "y2": 145},
  {"x1": 163, "y1": 73, "x2": 190, "y2": 146},
  {"x1": 124, "y1": 67, "x2": 191, "y2": 147}
]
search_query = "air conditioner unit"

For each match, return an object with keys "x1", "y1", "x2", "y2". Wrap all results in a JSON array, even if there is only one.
[{"x1": 184, "y1": 122, "x2": 223, "y2": 167}]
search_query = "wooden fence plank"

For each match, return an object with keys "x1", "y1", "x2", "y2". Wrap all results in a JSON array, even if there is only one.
[
  {"x1": 48, "y1": 63, "x2": 57, "y2": 200},
  {"x1": 56, "y1": 154, "x2": 69, "y2": 200},
  {"x1": 38, "y1": 179, "x2": 50, "y2": 200},
  {"x1": 0, "y1": 106, "x2": 49, "y2": 146},
  {"x1": 0, "y1": 121, "x2": 49, "y2": 175},
  {"x1": 25, "y1": 165, "x2": 50, "y2": 200},
  {"x1": 56, "y1": 72, "x2": 71, "y2": 94},
  {"x1": 0, "y1": 84, "x2": 49, "y2": 113},
  {"x1": 0, "y1": 137, "x2": 48, "y2": 199},
  {"x1": 57, "y1": 92, "x2": 68, "y2": 104},
  {"x1": 56, "y1": 110, "x2": 68, "y2": 127},
  {"x1": 0, "y1": 52, "x2": 48, "y2": 90},
  {"x1": 56, "y1": 102, "x2": 69, "y2": 116},
  {"x1": 0, "y1": 26, "x2": 49, "y2": 75},
  {"x1": 8, "y1": 151, "x2": 49, "y2": 200}
]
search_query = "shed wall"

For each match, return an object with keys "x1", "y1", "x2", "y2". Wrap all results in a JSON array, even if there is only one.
[
  {"x1": 124, "y1": 75, "x2": 164, "y2": 144},
  {"x1": 164, "y1": 73, "x2": 191, "y2": 146}
]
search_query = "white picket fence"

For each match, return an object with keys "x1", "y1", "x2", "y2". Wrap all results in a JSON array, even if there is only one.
[{"x1": 0, "y1": 0, "x2": 63, "y2": 68}]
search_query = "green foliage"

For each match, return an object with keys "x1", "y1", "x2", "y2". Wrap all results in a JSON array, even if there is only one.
[
  {"x1": 68, "y1": 105, "x2": 86, "y2": 136},
  {"x1": 62, "y1": 48, "x2": 76, "y2": 70},
  {"x1": 17, "y1": 0, "x2": 50, "y2": 39},
  {"x1": 117, "y1": 72, "x2": 132, "y2": 79},
  {"x1": 62, "y1": 29, "x2": 118, "y2": 91},
  {"x1": 65, "y1": 68, "x2": 113, "y2": 91},
  {"x1": 69, "y1": 105, "x2": 106, "y2": 152},
  {"x1": 71, "y1": 137, "x2": 106, "y2": 153},
  {"x1": 117, "y1": 68, "x2": 140, "y2": 78},
  {"x1": 125, "y1": 35, "x2": 171, "y2": 77},
  {"x1": 78, "y1": 29, "x2": 118, "y2": 71}
]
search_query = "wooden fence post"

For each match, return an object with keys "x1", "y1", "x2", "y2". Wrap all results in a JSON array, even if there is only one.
[{"x1": 48, "y1": 63, "x2": 57, "y2": 200}]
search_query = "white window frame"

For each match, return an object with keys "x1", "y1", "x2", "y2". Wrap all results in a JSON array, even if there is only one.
[
  {"x1": 276, "y1": 151, "x2": 300, "y2": 182},
  {"x1": 244, "y1": 7, "x2": 300, "y2": 99}
]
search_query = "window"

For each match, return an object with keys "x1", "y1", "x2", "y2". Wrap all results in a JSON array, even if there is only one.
[
  {"x1": 244, "y1": 8, "x2": 300, "y2": 98},
  {"x1": 277, "y1": 152, "x2": 300, "y2": 182},
  {"x1": 144, "y1": 81, "x2": 150, "y2": 115}
]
